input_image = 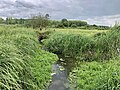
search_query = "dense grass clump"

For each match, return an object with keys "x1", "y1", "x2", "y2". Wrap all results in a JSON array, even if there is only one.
[
  {"x1": 69, "y1": 59, "x2": 120, "y2": 90},
  {"x1": 94, "y1": 30, "x2": 120, "y2": 60},
  {"x1": 0, "y1": 26, "x2": 58, "y2": 90},
  {"x1": 43, "y1": 29, "x2": 120, "y2": 61},
  {"x1": 43, "y1": 33, "x2": 94, "y2": 58}
]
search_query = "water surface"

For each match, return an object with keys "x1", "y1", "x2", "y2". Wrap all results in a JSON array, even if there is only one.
[{"x1": 47, "y1": 56, "x2": 77, "y2": 90}]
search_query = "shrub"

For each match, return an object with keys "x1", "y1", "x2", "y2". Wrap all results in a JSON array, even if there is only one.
[
  {"x1": 56, "y1": 23, "x2": 65, "y2": 28},
  {"x1": 71, "y1": 24, "x2": 77, "y2": 28}
]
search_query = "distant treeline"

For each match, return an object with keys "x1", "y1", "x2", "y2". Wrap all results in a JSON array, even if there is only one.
[
  {"x1": 0, "y1": 17, "x2": 25, "y2": 25},
  {"x1": 49, "y1": 19, "x2": 110, "y2": 30},
  {"x1": 0, "y1": 17, "x2": 110, "y2": 30}
]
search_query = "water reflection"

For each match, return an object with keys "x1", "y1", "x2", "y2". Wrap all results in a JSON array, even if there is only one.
[
  {"x1": 47, "y1": 56, "x2": 77, "y2": 90},
  {"x1": 48, "y1": 64, "x2": 69, "y2": 90}
]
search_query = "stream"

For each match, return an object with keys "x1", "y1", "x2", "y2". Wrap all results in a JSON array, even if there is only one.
[{"x1": 47, "y1": 55, "x2": 77, "y2": 90}]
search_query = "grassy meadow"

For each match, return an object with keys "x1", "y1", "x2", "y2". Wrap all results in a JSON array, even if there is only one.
[{"x1": 47, "y1": 28, "x2": 108, "y2": 36}]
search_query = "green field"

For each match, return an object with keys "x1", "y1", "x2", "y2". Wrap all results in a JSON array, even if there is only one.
[{"x1": 47, "y1": 28, "x2": 108, "y2": 36}]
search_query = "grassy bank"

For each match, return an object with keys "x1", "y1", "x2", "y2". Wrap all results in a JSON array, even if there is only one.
[{"x1": 0, "y1": 25, "x2": 58, "y2": 90}]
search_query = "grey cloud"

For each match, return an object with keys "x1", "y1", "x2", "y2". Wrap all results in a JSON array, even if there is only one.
[
  {"x1": 80, "y1": 0, "x2": 120, "y2": 16},
  {"x1": 86, "y1": 14, "x2": 120, "y2": 26},
  {"x1": 15, "y1": 0, "x2": 43, "y2": 9},
  {"x1": 0, "y1": 0, "x2": 120, "y2": 25}
]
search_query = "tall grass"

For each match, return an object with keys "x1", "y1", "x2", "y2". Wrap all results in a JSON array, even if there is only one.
[
  {"x1": 0, "y1": 25, "x2": 58, "y2": 90},
  {"x1": 94, "y1": 30, "x2": 120, "y2": 60},
  {"x1": 43, "y1": 28, "x2": 120, "y2": 61}
]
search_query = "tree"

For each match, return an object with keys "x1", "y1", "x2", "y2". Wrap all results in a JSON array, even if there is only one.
[
  {"x1": 5, "y1": 17, "x2": 16, "y2": 24},
  {"x1": 56, "y1": 23, "x2": 64, "y2": 28},
  {"x1": 6, "y1": 17, "x2": 11, "y2": 24},
  {"x1": 0, "y1": 17, "x2": 4, "y2": 24},
  {"x1": 31, "y1": 14, "x2": 50, "y2": 30},
  {"x1": 71, "y1": 24, "x2": 77, "y2": 28},
  {"x1": 68, "y1": 20, "x2": 88, "y2": 27},
  {"x1": 45, "y1": 14, "x2": 50, "y2": 19},
  {"x1": 61, "y1": 18, "x2": 68, "y2": 27},
  {"x1": 19, "y1": 18, "x2": 24, "y2": 24}
]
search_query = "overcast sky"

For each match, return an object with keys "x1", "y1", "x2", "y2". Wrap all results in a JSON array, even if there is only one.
[{"x1": 0, "y1": 0, "x2": 120, "y2": 26}]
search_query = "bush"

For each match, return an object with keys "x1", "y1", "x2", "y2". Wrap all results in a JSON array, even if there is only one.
[
  {"x1": 71, "y1": 24, "x2": 77, "y2": 28},
  {"x1": 56, "y1": 23, "x2": 65, "y2": 28}
]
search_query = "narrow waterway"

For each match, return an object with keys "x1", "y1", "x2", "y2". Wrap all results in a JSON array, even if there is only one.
[{"x1": 47, "y1": 56, "x2": 77, "y2": 90}]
